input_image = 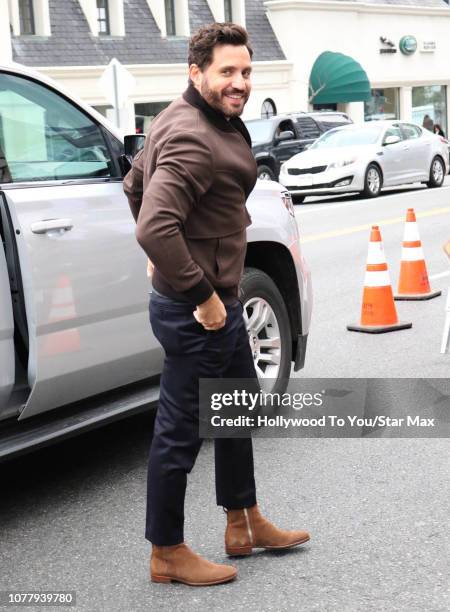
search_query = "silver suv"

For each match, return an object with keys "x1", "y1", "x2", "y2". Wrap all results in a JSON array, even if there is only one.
[{"x1": 0, "y1": 63, "x2": 312, "y2": 460}]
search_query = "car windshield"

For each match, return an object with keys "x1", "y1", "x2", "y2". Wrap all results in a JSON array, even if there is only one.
[
  {"x1": 245, "y1": 120, "x2": 274, "y2": 144},
  {"x1": 310, "y1": 126, "x2": 382, "y2": 149}
]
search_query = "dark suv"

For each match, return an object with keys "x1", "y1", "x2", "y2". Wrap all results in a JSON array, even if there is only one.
[{"x1": 245, "y1": 112, "x2": 353, "y2": 181}]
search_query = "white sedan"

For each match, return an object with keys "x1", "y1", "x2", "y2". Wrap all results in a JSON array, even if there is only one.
[{"x1": 279, "y1": 120, "x2": 449, "y2": 202}]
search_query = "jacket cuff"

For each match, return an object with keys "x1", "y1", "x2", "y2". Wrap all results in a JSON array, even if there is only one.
[{"x1": 182, "y1": 275, "x2": 214, "y2": 305}]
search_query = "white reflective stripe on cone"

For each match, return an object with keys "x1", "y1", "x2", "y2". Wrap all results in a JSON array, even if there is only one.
[
  {"x1": 403, "y1": 222, "x2": 421, "y2": 242},
  {"x1": 367, "y1": 242, "x2": 386, "y2": 264},
  {"x1": 401, "y1": 246, "x2": 425, "y2": 261},
  {"x1": 363, "y1": 270, "x2": 392, "y2": 287}
]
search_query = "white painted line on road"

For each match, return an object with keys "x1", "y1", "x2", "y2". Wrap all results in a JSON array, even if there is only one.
[
  {"x1": 429, "y1": 270, "x2": 450, "y2": 280},
  {"x1": 297, "y1": 199, "x2": 366, "y2": 215},
  {"x1": 297, "y1": 184, "x2": 450, "y2": 215},
  {"x1": 301, "y1": 206, "x2": 450, "y2": 243}
]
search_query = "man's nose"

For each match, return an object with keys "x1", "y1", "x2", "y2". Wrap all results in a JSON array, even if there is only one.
[{"x1": 231, "y1": 75, "x2": 246, "y2": 90}]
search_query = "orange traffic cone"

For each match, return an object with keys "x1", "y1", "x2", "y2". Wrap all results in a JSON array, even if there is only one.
[
  {"x1": 347, "y1": 226, "x2": 412, "y2": 333},
  {"x1": 42, "y1": 275, "x2": 81, "y2": 356},
  {"x1": 395, "y1": 208, "x2": 441, "y2": 300}
]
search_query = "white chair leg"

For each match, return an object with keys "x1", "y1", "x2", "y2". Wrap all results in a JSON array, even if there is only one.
[{"x1": 440, "y1": 288, "x2": 450, "y2": 354}]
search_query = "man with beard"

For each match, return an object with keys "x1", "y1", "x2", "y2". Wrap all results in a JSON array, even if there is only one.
[{"x1": 123, "y1": 22, "x2": 310, "y2": 587}]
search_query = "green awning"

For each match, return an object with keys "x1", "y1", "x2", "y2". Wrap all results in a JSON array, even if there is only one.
[{"x1": 309, "y1": 51, "x2": 371, "y2": 104}]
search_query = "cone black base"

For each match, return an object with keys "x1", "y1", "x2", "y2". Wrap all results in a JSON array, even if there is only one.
[
  {"x1": 394, "y1": 290, "x2": 441, "y2": 301},
  {"x1": 347, "y1": 321, "x2": 413, "y2": 334}
]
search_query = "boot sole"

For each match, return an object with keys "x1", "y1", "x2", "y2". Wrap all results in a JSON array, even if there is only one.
[
  {"x1": 151, "y1": 572, "x2": 237, "y2": 586},
  {"x1": 226, "y1": 534, "x2": 310, "y2": 556}
]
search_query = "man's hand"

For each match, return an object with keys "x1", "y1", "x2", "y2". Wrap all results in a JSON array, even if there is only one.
[
  {"x1": 194, "y1": 292, "x2": 226, "y2": 330},
  {"x1": 147, "y1": 258, "x2": 154, "y2": 278}
]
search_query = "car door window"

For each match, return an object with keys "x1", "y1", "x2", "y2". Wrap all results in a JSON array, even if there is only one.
[
  {"x1": 383, "y1": 126, "x2": 403, "y2": 144},
  {"x1": 401, "y1": 124, "x2": 422, "y2": 140},
  {"x1": 0, "y1": 72, "x2": 112, "y2": 183},
  {"x1": 294, "y1": 116, "x2": 321, "y2": 139},
  {"x1": 276, "y1": 120, "x2": 296, "y2": 138}
]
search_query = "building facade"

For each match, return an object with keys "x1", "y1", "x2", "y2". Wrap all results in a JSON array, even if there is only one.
[
  {"x1": 266, "y1": 0, "x2": 450, "y2": 132},
  {"x1": 1, "y1": 0, "x2": 292, "y2": 131},
  {"x1": 1, "y1": 0, "x2": 450, "y2": 132}
]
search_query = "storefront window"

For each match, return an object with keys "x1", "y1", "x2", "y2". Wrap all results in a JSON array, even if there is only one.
[
  {"x1": 412, "y1": 85, "x2": 447, "y2": 137},
  {"x1": 364, "y1": 88, "x2": 399, "y2": 121},
  {"x1": 135, "y1": 102, "x2": 171, "y2": 134}
]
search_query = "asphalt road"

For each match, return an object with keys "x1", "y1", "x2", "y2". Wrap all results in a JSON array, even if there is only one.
[
  {"x1": 295, "y1": 179, "x2": 450, "y2": 378},
  {"x1": 0, "y1": 413, "x2": 448, "y2": 612},
  {"x1": 1, "y1": 184, "x2": 449, "y2": 612}
]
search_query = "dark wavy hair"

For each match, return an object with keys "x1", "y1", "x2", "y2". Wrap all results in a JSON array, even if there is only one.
[{"x1": 188, "y1": 22, "x2": 253, "y2": 73}]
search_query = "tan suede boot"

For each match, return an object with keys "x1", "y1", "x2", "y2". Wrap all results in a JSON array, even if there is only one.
[
  {"x1": 225, "y1": 504, "x2": 310, "y2": 556},
  {"x1": 150, "y1": 542, "x2": 237, "y2": 586}
]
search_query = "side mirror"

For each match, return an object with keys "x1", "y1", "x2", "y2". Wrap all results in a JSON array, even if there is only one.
[
  {"x1": 383, "y1": 134, "x2": 401, "y2": 146},
  {"x1": 125, "y1": 134, "x2": 146, "y2": 158},
  {"x1": 119, "y1": 134, "x2": 146, "y2": 176},
  {"x1": 276, "y1": 130, "x2": 295, "y2": 143}
]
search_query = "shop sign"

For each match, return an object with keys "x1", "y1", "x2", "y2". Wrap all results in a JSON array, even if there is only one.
[
  {"x1": 399, "y1": 36, "x2": 417, "y2": 56},
  {"x1": 379, "y1": 36, "x2": 397, "y2": 55},
  {"x1": 420, "y1": 40, "x2": 436, "y2": 53}
]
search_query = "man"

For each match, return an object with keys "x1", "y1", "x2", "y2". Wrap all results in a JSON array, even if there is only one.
[{"x1": 123, "y1": 23, "x2": 310, "y2": 587}]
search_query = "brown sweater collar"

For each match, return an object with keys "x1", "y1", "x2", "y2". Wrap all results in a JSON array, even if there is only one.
[{"x1": 182, "y1": 84, "x2": 252, "y2": 149}]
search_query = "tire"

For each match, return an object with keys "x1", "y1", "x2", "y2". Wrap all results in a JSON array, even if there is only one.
[
  {"x1": 257, "y1": 164, "x2": 276, "y2": 181},
  {"x1": 292, "y1": 194, "x2": 305, "y2": 204},
  {"x1": 427, "y1": 156, "x2": 445, "y2": 188},
  {"x1": 239, "y1": 267, "x2": 292, "y2": 394},
  {"x1": 361, "y1": 163, "x2": 382, "y2": 198}
]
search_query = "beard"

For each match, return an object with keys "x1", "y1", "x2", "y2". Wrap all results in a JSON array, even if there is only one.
[{"x1": 200, "y1": 79, "x2": 249, "y2": 118}]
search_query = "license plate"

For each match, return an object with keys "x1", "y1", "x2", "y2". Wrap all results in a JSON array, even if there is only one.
[{"x1": 297, "y1": 174, "x2": 313, "y2": 186}]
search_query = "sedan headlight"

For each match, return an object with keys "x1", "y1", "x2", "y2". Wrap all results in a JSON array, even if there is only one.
[
  {"x1": 328, "y1": 158, "x2": 356, "y2": 169},
  {"x1": 281, "y1": 191, "x2": 295, "y2": 217}
]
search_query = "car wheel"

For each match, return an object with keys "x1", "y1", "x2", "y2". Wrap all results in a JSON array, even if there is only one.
[
  {"x1": 427, "y1": 156, "x2": 445, "y2": 188},
  {"x1": 362, "y1": 164, "x2": 382, "y2": 198},
  {"x1": 239, "y1": 267, "x2": 292, "y2": 394},
  {"x1": 292, "y1": 194, "x2": 305, "y2": 204},
  {"x1": 257, "y1": 164, "x2": 276, "y2": 181}
]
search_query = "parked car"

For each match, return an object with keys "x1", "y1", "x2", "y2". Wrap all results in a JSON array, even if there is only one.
[
  {"x1": 245, "y1": 111, "x2": 352, "y2": 182},
  {"x1": 279, "y1": 120, "x2": 449, "y2": 202},
  {"x1": 0, "y1": 63, "x2": 312, "y2": 460}
]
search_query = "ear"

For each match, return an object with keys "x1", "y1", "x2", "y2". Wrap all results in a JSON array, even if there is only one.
[{"x1": 189, "y1": 64, "x2": 202, "y2": 89}]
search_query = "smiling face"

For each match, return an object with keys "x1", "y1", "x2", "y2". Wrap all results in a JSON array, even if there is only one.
[{"x1": 189, "y1": 44, "x2": 252, "y2": 118}]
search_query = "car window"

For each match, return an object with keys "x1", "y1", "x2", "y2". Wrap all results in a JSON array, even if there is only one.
[
  {"x1": 277, "y1": 120, "x2": 296, "y2": 135},
  {"x1": 383, "y1": 125, "x2": 403, "y2": 144},
  {"x1": 294, "y1": 116, "x2": 321, "y2": 139},
  {"x1": 313, "y1": 114, "x2": 351, "y2": 131},
  {"x1": 245, "y1": 119, "x2": 274, "y2": 144},
  {"x1": 310, "y1": 126, "x2": 382, "y2": 149},
  {"x1": 0, "y1": 72, "x2": 113, "y2": 183},
  {"x1": 401, "y1": 123, "x2": 422, "y2": 140}
]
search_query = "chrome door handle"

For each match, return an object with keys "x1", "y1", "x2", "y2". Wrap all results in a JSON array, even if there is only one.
[
  {"x1": 31, "y1": 218, "x2": 74, "y2": 234},
  {"x1": 402, "y1": 146, "x2": 409, "y2": 150}
]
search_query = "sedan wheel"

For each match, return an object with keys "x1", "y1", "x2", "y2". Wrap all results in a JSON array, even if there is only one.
[
  {"x1": 257, "y1": 164, "x2": 276, "y2": 181},
  {"x1": 427, "y1": 157, "x2": 445, "y2": 188},
  {"x1": 240, "y1": 268, "x2": 292, "y2": 394},
  {"x1": 362, "y1": 164, "x2": 382, "y2": 198}
]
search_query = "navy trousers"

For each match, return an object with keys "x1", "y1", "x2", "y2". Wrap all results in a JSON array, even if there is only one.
[{"x1": 145, "y1": 292, "x2": 257, "y2": 545}]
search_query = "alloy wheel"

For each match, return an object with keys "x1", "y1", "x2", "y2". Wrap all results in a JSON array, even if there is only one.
[
  {"x1": 432, "y1": 159, "x2": 444, "y2": 185},
  {"x1": 367, "y1": 168, "x2": 381, "y2": 194},
  {"x1": 242, "y1": 297, "x2": 282, "y2": 383}
]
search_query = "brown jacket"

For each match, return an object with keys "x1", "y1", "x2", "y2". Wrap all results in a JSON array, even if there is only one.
[{"x1": 123, "y1": 84, "x2": 257, "y2": 305}]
